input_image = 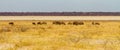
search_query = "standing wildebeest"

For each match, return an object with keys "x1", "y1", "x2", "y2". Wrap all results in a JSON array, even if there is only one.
[
  {"x1": 37, "y1": 22, "x2": 47, "y2": 25},
  {"x1": 9, "y1": 22, "x2": 14, "y2": 26},
  {"x1": 37, "y1": 22, "x2": 42, "y2": 25},
  {"x1": 53, "y1": 21, "x2": 65, "y2": 25},
  {"x1": 32, "y1": 22, "x2": 36, "y2": 25},
  {"x1": 73, "y1": 21, "x2": 84, "y2": 25},
  {"x1": 92, "y1": 22, "x2": 100, "y2": 25}
]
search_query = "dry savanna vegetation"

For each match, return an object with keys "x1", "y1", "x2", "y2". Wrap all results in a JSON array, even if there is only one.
[{"x1": 0, "y1": 20, "x2": 120, "y2": 50}]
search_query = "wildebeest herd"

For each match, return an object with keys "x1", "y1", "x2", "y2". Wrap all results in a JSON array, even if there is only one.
[
  {"x1": 32, "y1": 22, "x2": 47, "y2": 25},
  {"x1": 53, "y1": 21, "x2": 84, "y2": 25},
  {"x1": 8, "y1": 21, "x2": 100, "y2": 25}
]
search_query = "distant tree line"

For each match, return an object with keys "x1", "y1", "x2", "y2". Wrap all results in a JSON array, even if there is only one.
[{"x1": 0, "y1": 12, "x2": 120, "y2": 16}]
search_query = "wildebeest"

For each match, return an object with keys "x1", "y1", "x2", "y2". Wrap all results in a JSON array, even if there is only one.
[
  {"x1": 92, "y1": 22, "x2": 100, "y2": 25},
  {"x1": 32, "y1": 22, "x2": 36, "y2": 25},
  {"x1": 9, "y1": 22, "x2": 14, "y2": 26},
  {"x1": 73, "y1": 21, "x2": 84, "y2": 25},
  {"x1": 37, "y1": 22, "x2": 47, "y2": 25},
  {"x1": 53, "y1": 21, "x2": 65, "y2": 25},
  {"x1": 37, "y1": 22, "x2": 42, "y2": 25}
]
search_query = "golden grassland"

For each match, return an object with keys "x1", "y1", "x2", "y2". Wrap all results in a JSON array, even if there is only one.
[{"x1": 0, "y1": 20, "x2": 120, "y2": 50}]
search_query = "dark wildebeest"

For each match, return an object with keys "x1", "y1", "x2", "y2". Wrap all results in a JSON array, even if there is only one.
[
  {"x1": 37, "y1": 22, "x2": 47, "y2": 25},
  {"x1": 73, "y1": 21, "x2": 84, "y2": 25},
  {"x1": 53, "y1": 21, "x2": 65, "y2": 25},
  {"x1": 92, "y1": 22, "x2": 100, "y2": 25},
  {"x1": 32, "y1": 22, "x2": 36, "y2": 25},
  {"x1": 37, "y1": 22, "x2": 42, "y2": 25},
  {"x1": 9, "y1": 22, "x2": 14, "y2": 26}
]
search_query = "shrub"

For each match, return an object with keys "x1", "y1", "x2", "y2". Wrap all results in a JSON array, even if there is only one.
[
  {"x1": 20, "y1": 27, "x2": 29, "y2": 32},
  {"x1": 13, "y1": 26, "x2": 29, "y2": 32},
  {"x1": 0, "y1": 27, "x2": 11, "y2": 32},
  {"x1": 19, "y1": 26, "x2": 29, "y2": 32}
]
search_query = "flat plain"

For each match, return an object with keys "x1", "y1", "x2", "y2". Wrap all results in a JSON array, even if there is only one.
[{"x1": 0, "y1": 16, "x2": 120, "y2": 50}]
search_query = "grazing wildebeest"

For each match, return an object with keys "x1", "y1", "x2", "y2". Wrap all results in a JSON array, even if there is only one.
[
  {"x1": 9, "y1": 22, "x2": 14, "y2": 26},
  {"x1": 32, "y1": 22, "x2": 36, "y2": 25},
  {"x1": 37, "y1": 22, "x2": 47, "y2": 25},
  {"x1": 92, "y1": 22, "x2": 100, "y2": 25},
  {"x1": 53, "y1": 21, "x2": 65, "y2": 25},
  {"x1": 37, "y1": 22, "x2": 42, "y2": 25},
  {"x1": 73, "y1": 21, "x2": 84, "y2": 25}
]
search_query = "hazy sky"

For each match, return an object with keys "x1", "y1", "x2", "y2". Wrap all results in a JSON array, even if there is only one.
[{"x1": 0, "y1": 0, "x2": 120, "y2": 12}]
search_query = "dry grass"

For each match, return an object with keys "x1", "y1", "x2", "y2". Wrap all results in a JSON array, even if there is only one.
[{"x1": 0, "y1": 20, "x2": 120, "y2": 50}]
